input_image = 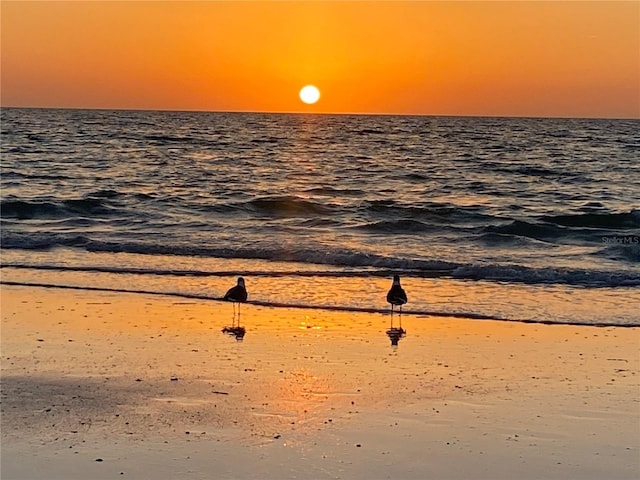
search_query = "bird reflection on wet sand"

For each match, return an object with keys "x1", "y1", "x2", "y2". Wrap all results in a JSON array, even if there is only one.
[
  {"x1": 222, "y1": 324, "x2": 246, "y2": 341},
  {"x1": 386, "y1": 325, "x2": 406, "y2": 346}
]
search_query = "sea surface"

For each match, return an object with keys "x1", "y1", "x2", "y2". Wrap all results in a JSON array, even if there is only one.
[{"x1": 1, "y1": 108, "x2": 639, "y2": 326}]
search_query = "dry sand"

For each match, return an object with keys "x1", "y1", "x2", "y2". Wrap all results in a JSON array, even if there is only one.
[{"x1": 1, "y1": 284, "x2": 638, "y2": 479}]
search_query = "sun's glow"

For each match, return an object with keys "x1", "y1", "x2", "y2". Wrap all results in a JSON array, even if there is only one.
[{"x1": 299, "y1": 85, "x2": 320, "y2": 105}]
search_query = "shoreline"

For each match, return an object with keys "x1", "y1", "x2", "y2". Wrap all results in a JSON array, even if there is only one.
[
  {"x1": 2, "y1": 280, "x2": 636, "y2": 328},
  {"x1": 2, "y1": 284, "x2": 638, "y2": 479}
]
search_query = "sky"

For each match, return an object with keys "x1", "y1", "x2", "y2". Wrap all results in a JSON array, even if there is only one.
[{"x1": 1, "y1": 1, "x2": 639, "y2": 118}]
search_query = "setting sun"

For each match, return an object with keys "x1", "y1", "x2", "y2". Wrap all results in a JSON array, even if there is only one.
[{"x1": 299, "y1": 85, "x2": 320, "y2": 105}]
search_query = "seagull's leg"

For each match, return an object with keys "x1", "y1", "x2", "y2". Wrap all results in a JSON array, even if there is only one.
[
  {"x1": 232, "y1": 302, "x2": 237, "y2": 327},
  {"x1": 399, "y1": 305, "x2": 403, "y2": 330},
  {"x1": 391, "y1": 304, "x2": 395, "y2": 328},
  {"x1": 238, "y1": 302, "x2": 241, "y2": 325},
  {"x1": 389, "y1": 305, "x2": 393, "y2": 329}
]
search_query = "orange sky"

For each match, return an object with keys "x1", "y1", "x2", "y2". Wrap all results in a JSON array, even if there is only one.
[{"x1": 1, "y1": 1, "x2": 638, "y2": 118}]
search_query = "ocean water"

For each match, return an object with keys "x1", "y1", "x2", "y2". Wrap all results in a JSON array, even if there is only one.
[{"x1": 1, "y1": 108, "x2": 639, "y2": 326}]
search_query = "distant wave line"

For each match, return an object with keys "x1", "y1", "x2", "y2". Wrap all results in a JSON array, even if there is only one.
[
  {"x1": 1, "y1": 280, "x2": 636, "y2": 328},
  {"x1": 2, "y1": 262, "x2": 640, "y2": 287}
]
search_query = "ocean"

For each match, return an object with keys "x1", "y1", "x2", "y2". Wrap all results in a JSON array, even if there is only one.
[{"x1": 1, "y1": 108, "x2": 639, "y2": 326}]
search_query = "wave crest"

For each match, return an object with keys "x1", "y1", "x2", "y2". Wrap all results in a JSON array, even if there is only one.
[
  {"x1": 0, "y1": 199, "x2": 113, "y2": 220},
  {"x1": 353, "y1": 219, "x2": 437, "y2": 234},
  {"x1": 2, "y1": 233, "x2": 639, "y2": 287},
  {"x1": 541, "y1": 210, "x2": 640, "y2": 229},
  {"x1": 247, "y1": 196, "x2": 334, "y2": 217}
]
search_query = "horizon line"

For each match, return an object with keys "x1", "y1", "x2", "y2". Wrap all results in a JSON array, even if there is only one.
[{"x1": 1, "y1": 104, "x2": 638, "y2": 122}]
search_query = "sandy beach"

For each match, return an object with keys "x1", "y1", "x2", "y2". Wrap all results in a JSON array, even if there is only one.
[{"x1": 1, "y1": 284, "x2": 638, "y2": 479}]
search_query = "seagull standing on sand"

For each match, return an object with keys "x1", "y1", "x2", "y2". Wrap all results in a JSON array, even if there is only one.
[
  {"x1": 387, "y1": 274, "x2": 408, "y2": 316},
  {"x1": 224, "y1": 277, "x2": 247, "y2": 323},
  {"x1": 386, "y1": 275, "x2": 408, "y2": 346}
]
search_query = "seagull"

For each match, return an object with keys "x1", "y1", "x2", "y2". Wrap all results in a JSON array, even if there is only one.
[
  {"x1": 386, "y1": 274, "x2": 407, "y2": 317},
  {"x1": 224, "y1": 277, "x2": 247, "y2": 324},
  {"x1": 386, "y1": 275, "x2": 408, "y2": 345}
]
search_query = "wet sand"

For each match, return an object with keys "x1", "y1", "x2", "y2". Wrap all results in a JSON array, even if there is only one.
[{"x1": 1, "y1": 285, "x2": 638, "y2": 479}]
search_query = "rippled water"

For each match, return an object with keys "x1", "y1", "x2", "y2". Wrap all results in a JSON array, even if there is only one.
[{"x1": 1, "y1": 108, "x2": 639, "y2": 325}]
